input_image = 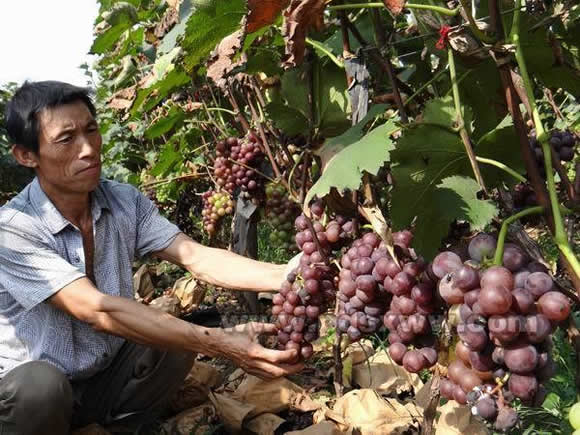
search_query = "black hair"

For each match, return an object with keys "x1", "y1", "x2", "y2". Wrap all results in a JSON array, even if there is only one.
[{"x1": 4, "y1": 81, "x2": 97, "y2": 153}]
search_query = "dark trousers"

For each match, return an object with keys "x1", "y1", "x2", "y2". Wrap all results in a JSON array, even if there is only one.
[{"x1": 0, "y1": 342, "x2": 195, "y2": 435}]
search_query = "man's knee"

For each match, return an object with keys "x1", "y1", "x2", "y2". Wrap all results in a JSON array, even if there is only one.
[{"x1": 0, "y1": 361, "x2": 73, "y2": 433}]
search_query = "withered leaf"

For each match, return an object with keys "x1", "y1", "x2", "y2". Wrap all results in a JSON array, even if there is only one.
[
  {"x1": 246, "y1": 0, "x2": 290, "y2": 33},
  {"x1": 382, "y1": 0, "x2": 405, "y2": 15},
  {"x1": 282, "y1": 0, "x2": 326, "y2": 68},
  {"x1": 206, "y1": 30, "x2": 245, "y2": 89}
]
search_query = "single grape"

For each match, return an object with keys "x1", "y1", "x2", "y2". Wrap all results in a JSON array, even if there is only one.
[
  {"x1": 419, "y1": 347, "x2": 437, "y2": 366},
  {"x1": 432, "y1": 251, "x2": 463, "y2": 278},
  {"x1": 481, "y1": 266, "x2": 514, "y2": 290},
  {"x1": 504, "y1": 343, "x2": 538, "y2": 374},
  {"x1": 511, "y1": 288, "x2": 535, "y2": 314},
  {"x1": 524, "y1": 314, "x2": 552, "y2": 343},
  {"x1": 388, "y1": 342, "x2": 407, "y2": 364},
  {"x1": 508, "y1": 373, "x2": 538, "y2": 402},
  {"x1": 479, "y1": 285, "x2": 512, "y2": 316},
  {"x1": 494, "y1": 407, "x2": 518, "y2": 431},
  {"x1": 474, "y1": 397, "x2": 498, "y2": 421},
  {"x1": 569, "y1": 402, "x2": 580, "y2": 430},
  {"x1": 402, "y1": 350, "x2": 426, "y2": 373},
  {"x1": 457, "y1": 321, "x2": 488, "y2": 351},
  {"x1": 537, "y1": 291, "x2": 571, "y2": 321},
  {"x1": 502, "y1": 243, "x2": 528, "y2": 272},
  {"x1": 525, "y1": 272, "x2": 553, "y2": 299},
  {"x1": 438, "y1": 272, "x2": 465, "y2": 304},
  {"x1": 468, "y1": 233, "x2": 497, "y2": 261},
  {"x1": 454, "y1": 265, "x2": 479, "y2": 290}
]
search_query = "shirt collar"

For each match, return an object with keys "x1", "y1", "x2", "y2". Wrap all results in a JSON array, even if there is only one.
[{"x1": 30, "y1": 177, "x2": 110, "y2": 235}]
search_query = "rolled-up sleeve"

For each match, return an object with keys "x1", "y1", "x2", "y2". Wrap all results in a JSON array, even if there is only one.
[
  {"x1": 133, "y1": 189, "x2": 182, "y2": 258},
  {"x1": 0, "y1": 224, "x2": 85, "y2": 311}
]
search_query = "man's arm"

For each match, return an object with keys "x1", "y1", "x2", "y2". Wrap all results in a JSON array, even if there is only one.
[
  {"x1": 154, "y1": 233, "x2": 286, "y2": 292},
  {"x1": 48, "y1": 277, "x2": 303, "y2": 379}
]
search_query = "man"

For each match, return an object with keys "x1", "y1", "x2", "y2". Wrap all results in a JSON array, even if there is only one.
[{"x1": 0, "y1": 81, "x2": 301, "y2": 434}]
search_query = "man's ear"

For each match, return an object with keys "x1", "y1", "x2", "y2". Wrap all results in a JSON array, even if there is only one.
[{"x1": 11, "y1": 145, "x2": 39, "y2": 169}]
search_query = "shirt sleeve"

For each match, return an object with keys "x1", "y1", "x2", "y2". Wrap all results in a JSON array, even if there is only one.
[
  {"x1": 0, "y1": 223, "x2": 86, "y2": 311},
  {"x1": 134, "y1": 188, "x2": 182, "y2": 258}
]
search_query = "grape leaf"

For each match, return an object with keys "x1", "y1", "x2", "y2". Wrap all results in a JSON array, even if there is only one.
[
  {"x1": 395, "y1": 176, "x2": 498, "y2": 259},
  {"x1": 265, "y1": 102, "x2": 309, "y2": 136},
  {"x1": 131, "y1": 69, "x2": 190, "y2": 116},
  {"x1": 144, "y1": 106, "x2": 186, "y2": 139},
  {"x1": 158, "y1": 0, "x2": 195, "y2": 55},
  {"x1": 91, "y1": 22, "x2": 133, "y2": 54},
  {"x1": 390, "y1": 98, "x2": 505, "y2": 258},
  {"x1": 182, "y1": 0, "x2": 246, "y2": 72},
  {"x1": 305, "y1": 119, "x2": 397, "y2": 205}
]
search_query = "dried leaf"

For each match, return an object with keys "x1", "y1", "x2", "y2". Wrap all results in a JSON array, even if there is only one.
[
  {"x1": 286, "y1": 421, "x2": 345, "y2": 435},
  {"x1": 246, "y1": 0, "x2": 290, "y2": 33},
  {"x1": 207, "y1": 30, "x2": 245, "y2": 89},
  {"x1": 209, "y1": 392, "x2": 256, "y2": 432},
  {"x1": 434, "y1": 401, "x2": 490, "y2": 435},
  {"x1": 245, "y1": 413, "x2": 286, "y2": 435},
  {"x1": 72, "y1": 424, "x2": 111, "y2": 435},
  {"x1": 173, "y1": 276, "x2": 205, "y2": 310},
  {"x1": 382, "y1": 0, "x2": 405, "y2": 15},
  {"x1": 154, "y1": 5, "x2": 179, "y2": 38},
  {"x1": 232, "y1": 375, "x2": 321, "y2": 417},
  {"x1": 169, "y1": 361, "x2": 221, "y2": 413},
  {"x1": 330, "y1": 389, "x2": 422, "y2": 434},
  {"x1": 108, "y1": 86, "x2": 137, "y2": 112},
  {"x1": 343, "y1": 339, "x2": 375, "y2": 366},
  {"x1": 351, "y1": 349, "x2": 423, "y2": 394},
  {"x1": 149, "y1": 294, "x2": 181, "y2": 317},
  {"x1": 282, "y1": 0, "x2": 326, "y2": 68},
  {"x1": 161, "y1": 403, "x2": 216, "y2": 435}
]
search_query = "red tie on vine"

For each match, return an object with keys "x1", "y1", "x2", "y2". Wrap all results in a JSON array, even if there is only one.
[{"x1": 436, "y1": 25, "x2": 451, "y2": 50}]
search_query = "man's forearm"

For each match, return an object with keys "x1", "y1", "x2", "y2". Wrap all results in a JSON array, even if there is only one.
[
  {"x1": 91, "y1": 292, "x2": 225, "y2": 356},
  {"x1": 156, "y1": 234, "x2": 286, "y2": 292}
]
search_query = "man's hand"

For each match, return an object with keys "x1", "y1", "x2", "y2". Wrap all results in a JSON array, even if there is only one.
[{"x1": 217, "y1": 322, "x2": 304, "y2": 379}]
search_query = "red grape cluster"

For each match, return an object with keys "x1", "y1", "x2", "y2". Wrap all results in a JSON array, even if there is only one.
[
  {"x1": 336, "y1": 229, "x2": 439, "y2": 373},
  {"x1": 264, "y1": 182, "x2": 301, "y2": 253},
  {"x1": 435, "y1": 233, "x2": 572, "y2": 431},
  {"x1": 529, "y1": 129, "x2": 577, "y2": 177},
  {"x1": 214, "y1": 134, "x2": 264, "y2": 196},
  {"x1": 272, "y1": 202, "x2": 355, "y2": 359},
  {"x1": 201, "y1": 190, "x2": 234, "y2": 235}
]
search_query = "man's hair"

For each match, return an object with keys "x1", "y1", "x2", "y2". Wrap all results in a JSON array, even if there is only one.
[{"x1": 4, "y1": 81, "x2": 97, "y2": 153}]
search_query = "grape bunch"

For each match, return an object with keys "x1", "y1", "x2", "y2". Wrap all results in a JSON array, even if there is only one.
[
  {"x1": 435, "y1": 233, "x2": 572, "y2": 431},
  {"x1": 272, "y1": 202, "x2": 356, "y2": 359},
  {"x1": 264, "y1": 182, "x2": 301, "y2": 253},
  {"x1": 529, "y1": 129, "x2": 577, "y2": 177},
  {"x1": 335, "y1": 229, "x2": 439, "y2": 373},
  {"x1": 201, "y1": 190, "x2": 235, "y2": 235},
  {"x1": 214, "y1": 134, "x2": 264, "y2": 196}
]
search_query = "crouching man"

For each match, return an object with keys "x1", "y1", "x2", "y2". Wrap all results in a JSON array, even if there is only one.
[{"x1": 0, "y1": 81, "x2": 301, "y2": 434}]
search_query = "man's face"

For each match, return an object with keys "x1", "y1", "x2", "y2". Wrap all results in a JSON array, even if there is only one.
[{"x1": 34, "y1": 101, "x2": 102, "y2": 194}]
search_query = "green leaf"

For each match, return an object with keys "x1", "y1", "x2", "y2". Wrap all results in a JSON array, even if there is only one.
[
  {"x1": 315, "y1": 62, "x2": 351, "y2": 137},
  {"x1": 475, "y1": 116, "x2": 526, "y2": 186},
  {"x1": 316, "y1": 104, "x2": 387, "y2": 164},
  {"x1": 150, "y1": 142, "x2": 182, "y2": 177},
  {"x1": 144, "y1": 107, "x2": 186, "y2": 139},
  {"x1": 182, "y1": 0, "x2": 245, "y2": 72},
  {"x1": 390, "y1": 98, "x2": 504, "y2": 257},
  {"x1": 280, "y1": 67, "x2": 310, "y2": 120},
  {"x1": 265, "y1": 102, "x2": 309, "y2": 136},
  {"x1": 541, "y1": 392, "x2": 561, "y2": 412},
  {"x1": 393, "y1": 176, "x2": 498, "y2": 259},
  {"x1": 91, "y1": 22, "x2": 134, "y2": 54},
  {"x1": 305, "y1": 119, "x2": 397, "y2": 204},
  {"x1": 131, "y1": 69, "x2": 190, "y2": 116},
  {"x1": 142, "y1": 47, "x2": 182, "y2": 88}
]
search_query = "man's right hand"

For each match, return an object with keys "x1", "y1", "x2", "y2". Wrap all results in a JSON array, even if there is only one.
[{"x1": 216, "y1": 322, "x2": 304, "y2": 380}]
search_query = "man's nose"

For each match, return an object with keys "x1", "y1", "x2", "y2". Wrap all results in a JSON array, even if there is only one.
[{"x1": 78, "y1": 136, "x2": 99, "y2": 159}]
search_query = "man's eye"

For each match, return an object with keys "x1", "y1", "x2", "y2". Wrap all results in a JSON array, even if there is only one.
[
  {"x1": 88, "y1": 125, "x2": 98, "y2": 132},
  {"x1": 58, "y1": 136, "x2": 72, "y2": 143}
]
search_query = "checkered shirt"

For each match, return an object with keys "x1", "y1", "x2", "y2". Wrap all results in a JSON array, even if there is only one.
[{"x1": 0, "y1": 177, "x2": 181, "y2": 380}]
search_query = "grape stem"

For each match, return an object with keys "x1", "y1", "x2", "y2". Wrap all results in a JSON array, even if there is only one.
[
  {"x1": 493, "y1": 206, "x2": 572, "y2": 266},
  {"x1": 448, "y1": 47, "x2": 488, "y2": 194},
  {"x1": 474, "y1": 156, "x2": 527, "y2": 183},
  {"x1": 327, "y1": 2, "x2": 460, "y2": 16},
  {"x1": 509, "y1": 0, "x2": 580, "y2": 281}
]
